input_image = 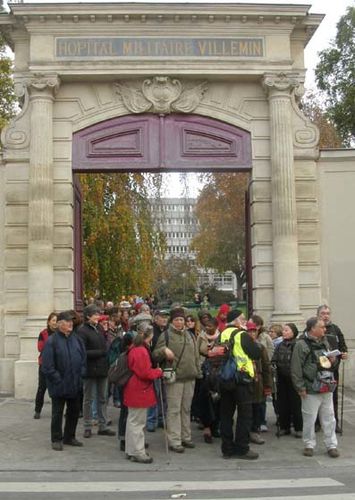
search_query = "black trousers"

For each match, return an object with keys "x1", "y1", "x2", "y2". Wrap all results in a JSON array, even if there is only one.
[
  {"x1": 220, "y1": 384, "x2": 253, "y2": 456},
  {"x1": 51, "y1": 395, "x2": 81, "y2": 443},
  {"x1": 277, "y1": 374, "x2": 303, "y2": 432},
  {"x1": 34, "y1": 367, "x2": 47, "y2": 413},
  {"x1": 118, "y1": 387, "x2": 128, "y2": 439}
]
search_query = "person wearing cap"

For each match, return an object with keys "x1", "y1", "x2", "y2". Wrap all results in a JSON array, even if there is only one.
[
  {"x1": 153, "y1": 307, "x2": 201, "y2": 453},
  {"x1": 146, "y1": 310, "x2": 170, "y2": 432},
  {"x1": 77, "y1": 304, "x2": 116, "y2": 439},
  {"x1": 219, "y1": 310, "x2": 261, "y2": 460},
  {"x1": 247, "y1": 320, "x2": 272, "y2": 446},
  {"x1": 42, "y1": 310, "x2": 86, "y2": 451}
]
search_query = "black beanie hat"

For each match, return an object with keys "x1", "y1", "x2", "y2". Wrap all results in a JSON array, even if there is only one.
[
  {"x1": 286, "y1": 322, "x2": 299, "y2": 339},
  {"x1": 227, "y1": 309, "x2": 243, "y2": 323},
  {"x1": 170, "y1": 307, "x2": 186, "y2": 321}
]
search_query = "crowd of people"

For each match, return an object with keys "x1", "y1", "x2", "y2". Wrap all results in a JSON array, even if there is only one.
[{"x1": 34, "y1": 299, "x2": 348, "y2": 463}]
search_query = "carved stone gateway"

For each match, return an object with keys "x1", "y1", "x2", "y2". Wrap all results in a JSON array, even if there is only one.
[{"x1": 1, "y1": 2, "x2": 341, "y2": 397}]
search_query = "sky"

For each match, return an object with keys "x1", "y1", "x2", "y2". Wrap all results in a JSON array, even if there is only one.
[{"x1": 3, "y1": 0, "x2": 353, "y2": 196}]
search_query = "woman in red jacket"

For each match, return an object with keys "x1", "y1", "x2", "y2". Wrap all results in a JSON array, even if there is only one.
[
  {"x1": 124, "y1": 324, "x2": 163, "y2": 463},
  {"x1": 33, "y1": 312, "x2": 57, "y2": 419}
]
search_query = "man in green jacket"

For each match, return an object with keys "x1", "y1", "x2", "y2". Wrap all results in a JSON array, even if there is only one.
[{"x1": 291, "y1": 317, "x2": 339, "y2": 458}]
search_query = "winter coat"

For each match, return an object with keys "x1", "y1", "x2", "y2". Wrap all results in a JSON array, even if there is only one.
[
  {"x1": 37, "y1": 328, "x2": 55, "y2": 366},
  {"x1": 291, "y1": 334, "x2": 334, "y2": 394},
  {"x1": 153, "y1": 324, "x2": 201, "y2": 381},
  {"x1": 257, "y1": 331, "x2": 274, "y2": 361},
  {"x1": 325, "y1": 323, "x2": 347, "y2": 354},
  {"x1": 253, "y1": 343, "x2": 272, "y2": 403},
  {"x1": 272, "y1": 339, "x2": 297, "y2": 378},
  {"x1": 42, "y1": 331, "x2": 86, "y2": 399},
  {"x1": 77, "y1": 321, "x2": 109, "y2": 378},
  {"x1": 124, "y1": 344, "x2": 162, "y2": 408}
]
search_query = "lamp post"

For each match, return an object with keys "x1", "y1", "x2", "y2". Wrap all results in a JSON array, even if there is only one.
[{"x1": 181, "y1": 272, "x2": 186, "y2": 304}]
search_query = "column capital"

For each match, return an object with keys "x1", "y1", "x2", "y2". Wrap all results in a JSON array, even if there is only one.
[
  {"x1": 25, "y1": 73, "x2": 61, "y2": 98},
  {"x1": 262, "y1": 72, "x2": 303, "y2": 98}
]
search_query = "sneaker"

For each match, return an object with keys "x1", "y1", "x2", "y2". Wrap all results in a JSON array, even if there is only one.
[
  {"x1": 52, "y1": 442, "x2": 63, "y2": 451},
  {"x1": 294, "y1": 431, "x2": 303, "y2": 439},
  {"x1": 98, "y1": 429, "x2": 116, "y2": 436},
  {"x1": 33, "y1": 412, "x2": 41, "y2": 420},
  {"x1": 182, "y1": 441, "x2": 195, "y2": 448},
  {"x1": 328, "y1": 448, "x2": 340, "y2": 458},
  {"x1": 130, "y1": 454, "x2": 153, "y2": 464},
  {"x1": 235, "y1": 449, "x2": 259, "y2": 460},
  {"x1": 83, "y1": 429, "x2": 92, "y2": 438},
  {"x1": 303, "y1": 448, "x2": 313, "y2": 457},
  {"x1": 169, "y1": 445, "x2": 185, "y2": 453},
  {"x1": 249, "y1": 432, "x2": 265, "y2": 445},
  {"x1": 63, "y1": 438, "x2": 83, "y2": 447},
  {"x1": 260, "y1": 424, "x2": 268, "y2": 432},
  {"x1": 146, "y1": 426, "x2": 156, "y2": 433}
]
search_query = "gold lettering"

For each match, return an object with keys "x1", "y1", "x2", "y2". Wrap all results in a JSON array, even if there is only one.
[
  {"x1": 197, "y1": 40, "x2": 207, "y2": 56},
  {"x1": 253, "y1": 40, "x2": 262, "y2": 56},
  {"x1": 67, "y1": 41, "x2": 77, "y2": 57},
  {"x1": 77, "y1": 40, "x2": 87, "y2": 56},
  {"x1": 123, "y1": 41, "x2": 132, "y2": 56},
  {"x1": 230, "y1": 40, "x2": 239, "y2": 56},
  {"x1": 239, "y1": 41, "x2": 249, "y2": 56},
  {"x1": 184, "y1": 41, "x2": 193, "y2": 56}
]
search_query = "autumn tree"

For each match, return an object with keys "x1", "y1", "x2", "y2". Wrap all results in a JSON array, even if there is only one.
[
  {"x1": 80, "y1": 173, "x2": 165, "y2": 301},
  {"x1": 153, "y1": 255, "x2": 199, "y2": 304},
  {"x1": 315, "y1": 6, "x2": 355, "y2": 146},
  {"x1": 301, "y1": 92, "x2": 343, "y2": 148},
  {"x1": 0, "y1": 34, "x2": 16, "y2": 134},
  {"x1": 191, "y1": 173, "x2": 249, "y2": 299}
]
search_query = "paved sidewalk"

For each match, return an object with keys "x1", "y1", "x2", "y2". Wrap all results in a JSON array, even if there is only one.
[{"x1": 1, "y1": 391, "x2": 355, "y2": 473}]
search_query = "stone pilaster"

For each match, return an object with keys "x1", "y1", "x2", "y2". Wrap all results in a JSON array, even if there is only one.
[
  {"x1": 263, "y1": 73, "x2": 303, "y2": 324},
  {"x1": 15, "y1": 75, "x2": 60, "y2": 398}
]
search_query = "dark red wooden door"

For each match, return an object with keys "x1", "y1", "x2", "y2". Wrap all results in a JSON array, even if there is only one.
[
  {"x1": 72, "y1": 114, "x2": 251, "y2": 172},
  {"x1": 72, "y1": 113, "x2": 252, "y2": 307}
]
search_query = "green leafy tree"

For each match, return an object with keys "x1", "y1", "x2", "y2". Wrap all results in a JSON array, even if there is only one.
[
  {"x1": 80, "y1": 173, "x2": 165, "y2": 301},
  {"x1": 315, "y1": 6, "x2": 355, "y2": 145},
  {"x1": 191, "y1": 173, "x2": 249, "y2": 299},
  {"x1": 0, "y1": 34, "x2": 16, "y2": 133}
]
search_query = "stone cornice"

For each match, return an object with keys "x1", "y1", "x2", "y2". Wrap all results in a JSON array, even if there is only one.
[{"x1": 5, "y1": 3, "x2": 323, "y2": 31}]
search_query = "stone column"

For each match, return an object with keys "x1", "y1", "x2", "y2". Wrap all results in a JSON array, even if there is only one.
[
  {"x1": 15, "y1": 75, "x2": 60, "y2": 398},
  {"x1": 263, "y1": 73, "x2": 303, "y2": 323}
]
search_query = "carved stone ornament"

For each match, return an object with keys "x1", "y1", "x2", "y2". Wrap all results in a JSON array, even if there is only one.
[
  {"x1": 115, "y1": 76, "x2": 208, "y2": 115},
  {"x1": 262, "y1": 72, "x2": 301, "y2": 95},
  {"x1": 25, "y1": 74, "x2": 61, "y2": 96}
]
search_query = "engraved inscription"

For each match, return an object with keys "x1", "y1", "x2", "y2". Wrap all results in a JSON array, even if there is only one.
[{"x1": 56, "y1": 37, "x2": 264, "y2": 58}]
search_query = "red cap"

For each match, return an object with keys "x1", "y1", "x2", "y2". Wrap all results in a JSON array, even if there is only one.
[
  {"x1": 246, "y1": 320, "x2": 257, "y2": 331},
  {"x1": 98, "y1": 315, "x2": 109, "y2": 323}
]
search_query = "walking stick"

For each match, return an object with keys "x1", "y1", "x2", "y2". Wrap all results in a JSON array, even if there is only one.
[
  {"x1": 340, "y1": 361, "x2": 345, "y2": 435},
  {"x1": 271, "y1": 363, "x2": 280, "y2": 438},
  {"x1": 159, "y1": 377, "x2": 170, "y2": 464}
]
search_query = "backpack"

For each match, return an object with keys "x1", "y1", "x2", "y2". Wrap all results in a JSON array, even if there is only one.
[
  {"x1": 217, "y1": 329, "x2": 253, "y2": 390},
  {"x1": 108, "y1": 351, "x2": 132, "y2": 388}
]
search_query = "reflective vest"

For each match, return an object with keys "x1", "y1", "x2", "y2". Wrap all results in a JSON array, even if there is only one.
[{"x1": 220, "y1": 326, "x2": 255, "y2": 378}]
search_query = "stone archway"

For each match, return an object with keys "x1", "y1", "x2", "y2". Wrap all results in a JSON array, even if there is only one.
[{"x1": 72, "y1": 112, "x2": 252, "y2": 309}]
